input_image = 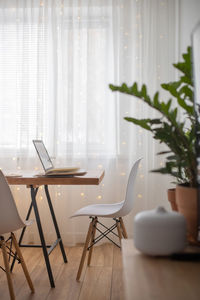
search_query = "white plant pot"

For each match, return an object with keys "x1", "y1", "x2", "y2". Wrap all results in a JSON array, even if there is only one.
[{"x1": 133, "y1": 206, "x2": 187, "y2": 256}]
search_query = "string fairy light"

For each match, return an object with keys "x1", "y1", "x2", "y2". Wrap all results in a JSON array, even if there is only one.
[{"x1": 160, "y1": 1, "x2": 166, "y2": 6}]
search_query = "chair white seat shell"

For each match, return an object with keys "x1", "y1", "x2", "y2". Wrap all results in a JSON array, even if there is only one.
[
  {"x1": 0, "y1": 170, "x2": 34, "y2": 300},
  {"x1": 71, "y1": 158, "x2": 142, "y2": 281},
  {"x1": 71, "y1": 202, "x2": 124, "y2": 218}
]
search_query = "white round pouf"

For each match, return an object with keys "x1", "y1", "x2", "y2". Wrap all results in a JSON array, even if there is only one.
[{"x1": 133, "y1": 206, "x2": 187, "y2": 256}]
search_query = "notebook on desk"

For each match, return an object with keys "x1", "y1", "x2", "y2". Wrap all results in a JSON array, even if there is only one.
[{"x1": 33, "y1": 140, "x2": 86, "y2": 176}]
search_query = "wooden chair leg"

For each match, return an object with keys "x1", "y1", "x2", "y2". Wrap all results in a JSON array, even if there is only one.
[
  {"x1": 87, "y1": 217, "x2": 97, "y2": 266},
  {"x1": 1, "y1": 238, "x2": 15, "y2": 300},
  {"x1": 76, "y1": 218, "x2": 94, "y2": 281},
  {"x1": 116, "y1": 219, "x2": 123, "y2": 244},
  {"x1": 11, "y1": 233, "x2": 34, "y2": 293},
  {"x1": 119, "y1": 217, "x2": 128, "y2": 239}
]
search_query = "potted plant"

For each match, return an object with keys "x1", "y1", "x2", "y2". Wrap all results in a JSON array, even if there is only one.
[{"x1": 109, "y1": 46, "x2": 199, "y2": 243}]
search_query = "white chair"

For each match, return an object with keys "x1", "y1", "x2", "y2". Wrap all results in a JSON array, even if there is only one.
[
  {"x1": 71, "y1": 158, "x2": 142, "y2": 280},
  {"x1": 0, "y1": 170, "x2": 34, "y2": 300}
]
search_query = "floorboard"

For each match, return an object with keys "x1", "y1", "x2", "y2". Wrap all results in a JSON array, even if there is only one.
[
  {"x1": 111, "y1": 246, "x2": 125, "y2": 300},
  {"x1": 0, "y1": 243, "x2": 124, "y2": 300}
]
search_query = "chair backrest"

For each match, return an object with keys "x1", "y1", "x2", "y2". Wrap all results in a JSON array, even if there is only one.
[
  {"x1": 118, "y1": 158, "x2": 142, "y2": 217},
  {"x1": 0, "y1": 170, "x2": 25, "y2": 235}
]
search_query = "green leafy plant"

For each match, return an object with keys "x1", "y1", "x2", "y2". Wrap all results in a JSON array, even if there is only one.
[{"x1": 110, "y1": 46, "x2": 198, "y2": 187}]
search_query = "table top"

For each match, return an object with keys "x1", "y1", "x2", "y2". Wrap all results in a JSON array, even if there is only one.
[
  {"x1": 6, "y1": 170, "x2": 105, "y2": 186},
  {"x1": 122, "y1": 239, "x2": 200, "y2": 300}
]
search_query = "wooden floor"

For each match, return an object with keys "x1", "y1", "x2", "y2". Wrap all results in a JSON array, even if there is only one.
[{"x1": 0, "y1": 243, "x2": 125, "y2": 300}]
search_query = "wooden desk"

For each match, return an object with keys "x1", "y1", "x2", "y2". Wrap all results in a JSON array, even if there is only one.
[
  {"x1": 6, "y1": 170, "x2": 104, "y2": 288},
  {"x1": 122, "y1": 239, "x2": 200, "y2": 300},
  {"x1": 6, "y1": 170, "x2": 104, "y2": 186}
]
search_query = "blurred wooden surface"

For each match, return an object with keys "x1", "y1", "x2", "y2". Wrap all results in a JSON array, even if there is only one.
[{"x1": 122, "y1": 239, "x2": 200, "y2": 300}]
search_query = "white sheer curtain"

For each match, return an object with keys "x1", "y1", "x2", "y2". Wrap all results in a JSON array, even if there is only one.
[{"x1": 0, "y1": 0, "x2": 181, "y2": 245}]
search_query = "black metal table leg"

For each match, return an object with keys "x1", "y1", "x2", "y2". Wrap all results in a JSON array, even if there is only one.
[
  {"x1": 30, "y1": 186, "x2": 55, "y2": 288},
  {"x1": 11, "y1": 184, "x2": 67, "y2": 287},
  {"x1": 10, "y1": 197, "x2": 35, "y2": 272},
  {"x1": 44, "y1": 185, "x2": 68, "y2": 263}
]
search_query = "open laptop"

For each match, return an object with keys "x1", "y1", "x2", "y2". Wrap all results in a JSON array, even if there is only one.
[{"x1": 33, "y1": 140, "x2": 86, "y2": 176}]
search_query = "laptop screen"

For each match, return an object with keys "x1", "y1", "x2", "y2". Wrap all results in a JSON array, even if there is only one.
[{"x1": 33, "y1": 140, "x2": 53, "y2": 172}]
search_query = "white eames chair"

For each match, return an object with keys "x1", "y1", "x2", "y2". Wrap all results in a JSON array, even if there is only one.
[
  {"x1": 71, "y1": 158, "x2": 142, "y2": 280},
  {"x1": 0, "y1": 170, "x2": 34, "y2": 300}
]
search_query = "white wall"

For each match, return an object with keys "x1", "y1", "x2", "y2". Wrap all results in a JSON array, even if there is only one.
[{"x1": 179, "y1": 0, "x2": 200, "y2": 54}]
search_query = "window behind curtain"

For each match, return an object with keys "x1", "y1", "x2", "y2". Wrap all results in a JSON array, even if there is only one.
[{"x1": 0, "y1": 2, "x2": 116, "y2": 160}]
